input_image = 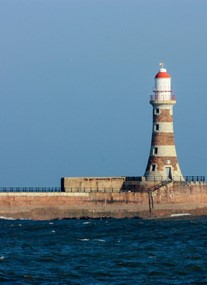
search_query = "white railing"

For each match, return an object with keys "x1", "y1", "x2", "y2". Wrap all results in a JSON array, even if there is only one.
[{"x1": 150, "y1": 94, "x2": 176, "y2": 101}]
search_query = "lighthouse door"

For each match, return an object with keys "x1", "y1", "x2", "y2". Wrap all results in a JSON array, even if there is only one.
[{"x1": 165, "y1": 167, "x2": 172, "y2": 180}]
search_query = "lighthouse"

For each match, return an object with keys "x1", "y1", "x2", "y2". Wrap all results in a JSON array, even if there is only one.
[{"x1": 144, "y1": 63, "x2": 183, "y2": 181}]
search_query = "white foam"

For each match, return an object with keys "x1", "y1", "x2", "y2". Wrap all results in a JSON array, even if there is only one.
[
  {"x1": 0, "y1": 216, "x2": 15, "y2": 220},
  {"x1": 0, "y1": 256, "x2": 4, "y2": 260},
  {"x1": 171, "y1": 213, "x2": 191, "y2": 217},
  {"x1": 20, "y1": 218, "x2": 31, "y2": 220},
  {"x1": 149, "y1": 256, "x2": 156, "y2": 259},
  {"x1": 79, "y1": 238, "x2": 89, "y2": 241},
  {"x1": 94, "y1": 239, "x2": 106, "y2": 242},
  {"x1": 0, "y1": 216, "x2": 31, "y2": 221},
  {"x1": 83, "y1": 222, "x2": 91, "y2": 224}
]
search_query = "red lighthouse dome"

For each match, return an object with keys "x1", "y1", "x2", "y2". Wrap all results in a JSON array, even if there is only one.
[{"x1": 155, "y1": 68, "x2": 170, "y2": 79}]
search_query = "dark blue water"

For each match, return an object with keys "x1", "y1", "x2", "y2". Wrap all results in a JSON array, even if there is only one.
[{"x1": 0, "y1": 217, "x2": 206, "y2": 284}]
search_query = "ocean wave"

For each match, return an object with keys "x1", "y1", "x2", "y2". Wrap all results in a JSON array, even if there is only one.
[
  {"x1": 171, "y1": 213, "x2": 191, "y2": 217},
  {"x1": 94, "y1": 239, "x2": 106, "y2": 242},
  {"x1": 0, "y1": 216, "x2": 15, "y2": 220},
  {"x1": 78, "y1": 238, "x2": 89, "y2": 241},
  {"x1": 0, "y1": 216, "x2": 32, "y2": 221}
]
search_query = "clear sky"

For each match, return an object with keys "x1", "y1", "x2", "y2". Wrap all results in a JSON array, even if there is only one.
[{"x1": 0, "y1": 0, "x2": 206, "y2": 186}]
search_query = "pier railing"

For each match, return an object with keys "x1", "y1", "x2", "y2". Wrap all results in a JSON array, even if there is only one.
[
  {"x1": 0, "y1": 187, "x2": 61, "y2": 193},
  {"x1": 125, "y1": 176, "x2": 206, "y2": 182},
  {"x1": 63, "y1": 187, "x2": 120, "y2": 193},
  {"x1": 144, "y1": 176, "x2": 205, "y2": 182},
  {"x1": 0, "y1": 187, "x2": 120, "y2": 193}
]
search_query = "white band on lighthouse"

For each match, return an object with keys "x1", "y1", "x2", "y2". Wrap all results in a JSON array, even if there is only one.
[{"x1": 153, "y1": 122, "x2": 174, "y2": 133}]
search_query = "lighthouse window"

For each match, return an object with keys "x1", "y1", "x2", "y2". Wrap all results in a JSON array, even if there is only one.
[
  {"x1": 154, "y1": 124, "x2": 159, "y2": 131},
  {"x1": 152, "y1": 165, "x2": 156, "y2": 171},
  {"x1": 153, "y1": 147, "x2": 158, "y2": 155},
  {"x1": 155, "y1": 108, "x2": 160, "y2": 114}
]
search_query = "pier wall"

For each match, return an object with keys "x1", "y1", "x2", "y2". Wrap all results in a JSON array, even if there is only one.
[
  {"x1": 61, "y1": 177, "x2": 126, "y2": 192},
  {"x1": 0, "y1": 182, "x2": 207, "y2": 220}
]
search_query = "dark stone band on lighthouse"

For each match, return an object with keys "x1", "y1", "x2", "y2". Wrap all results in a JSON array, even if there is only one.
[
  {"x1": 151, "y1": 133, "x2": 175, "y2": 145},
  {"x1": 153, "y1": 109, "x2": 173, "y2": 122}
]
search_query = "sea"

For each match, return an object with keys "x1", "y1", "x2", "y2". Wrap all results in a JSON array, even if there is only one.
[{"x1": 0, "y1": 217, "x2": 206, "y2": 285}]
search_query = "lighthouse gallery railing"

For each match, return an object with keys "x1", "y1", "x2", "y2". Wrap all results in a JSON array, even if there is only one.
[{"x1": 150, "y1": 94, "x2": 176, "y2": 101}]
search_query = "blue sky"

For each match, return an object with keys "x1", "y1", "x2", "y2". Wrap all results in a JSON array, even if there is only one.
[{"x1": 0, "y1": 0, "x2": 206, "y2": 186}]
